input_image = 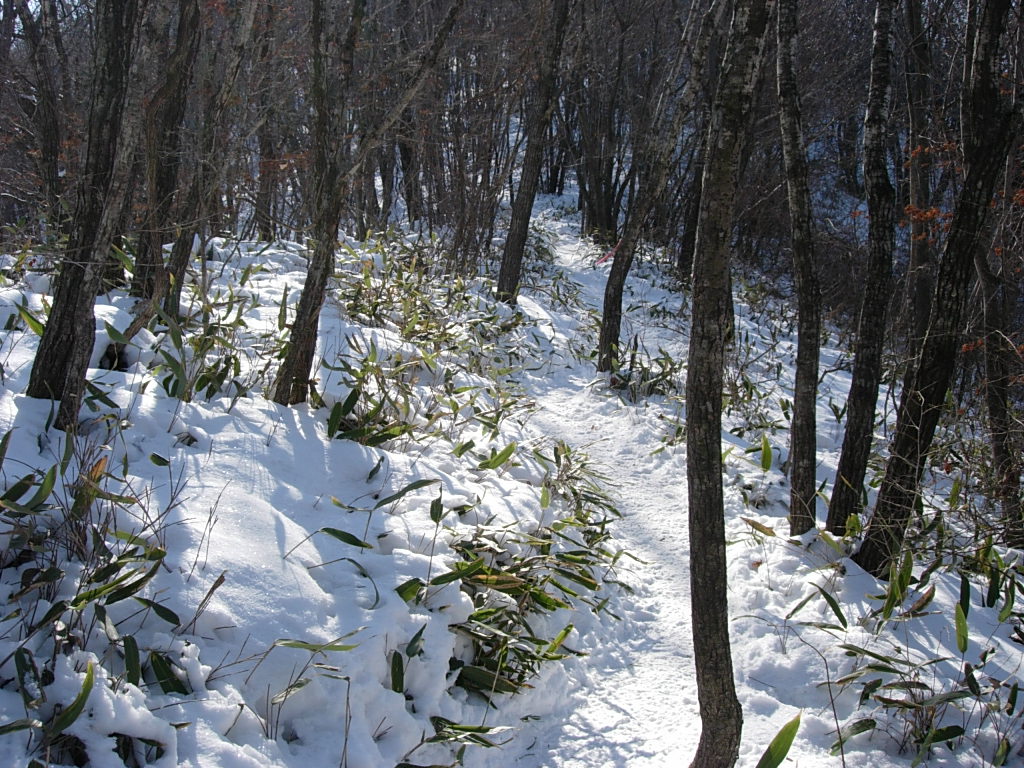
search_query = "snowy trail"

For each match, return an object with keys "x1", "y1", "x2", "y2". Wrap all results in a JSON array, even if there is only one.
[{"x1": 511, "y1": 235, "x2": 702, "y2": 766}]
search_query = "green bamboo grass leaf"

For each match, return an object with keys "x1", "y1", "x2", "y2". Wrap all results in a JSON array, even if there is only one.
[
  {"x1": 373, "y1": 478, "x2": 440, "y2": 510},
  {"x1": 134, "y1": 598, "x2": 181, "y2": 627},
  {"x1": 431, "y1": 558, "x2": 485, "y2": 586},
  {"x1": 742, "y1": 517, "x2": 777, "y2": 537},
  {"x1": 24, "y1": 466, "x2": 56, "y2": 511},
  {"x1": 477, "y1": 442, "x2": 516, "y2": 470},
  {"x1": 47, "y1": 662, "x2": 94, "y2": 738},
  {"x1": 17, "y1": 303, "x2": 45, "y2": 336},
  {"x1": 959, "y1": 573, "x2": 971, "y2": 618},
  {"x1": 760, "y1": 433, "x2": 772, "y2": 472},
  {"x1": 406, "y1": 625, "x2": 427, "y2": 658},
  {"x1": 812, "y1": 586, "x2": 848, "y2": 629},
  {"x1": 994, "y1": 737, "x2": 1011, "y2": 766},
  {"x1": 271, "y1": 678, "x2": 311, "y2": 705},
  {"x1": 998, "y1": 575, "x2": 1016, "y2": 622},
  {"x1": 756, "y1": 712, "x2": 800, "y2": 768},
  {"x1": 955, "y1": 603, "x2": 969, "y2": 654},
  {"x1": 318, "y1": 527, "x2": 373, "y2": 549},
  {"x1": 149, "y1": 652, "x2": 189, "y2": 695},
  {"x1": 429, "y1": 492, "x2": 445, "y2": 524},
  {"x1": 104, "y1": 320, "x2": 131, "y2": 346},
  {"x1": 830, "y1": 718, "x2": 876, "y2": 755},
  {"x1": 0, "y1": 430, "x2": 11, "y2": 474},
  {"x1": 124, "y1": 635, "x2": 141, "y2": 687},
  {"x1": 0, "y1": 718, "x2": 43, "y2": 736},
  {"x1": 14, "y1": 648, "x2": 44, "y2": 709},
  {"x1": 274, "y1": 634, "x2": 361, "y2": 653},
  {"x1": 390, "y1": 651, "x2": 404, "y2": 693},
  {"x1": 396, "y1": 578, "x2": 425, "y2": 602}
]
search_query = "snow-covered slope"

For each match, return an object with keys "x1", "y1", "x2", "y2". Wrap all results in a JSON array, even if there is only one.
[{"x1": 1, "y1": 215, "x2": 1021, "y2": 768}]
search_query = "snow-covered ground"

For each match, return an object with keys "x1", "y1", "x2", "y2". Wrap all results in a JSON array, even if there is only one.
[{"x1": 0, "y1": 212, "x2": 1022, "y2": 768}]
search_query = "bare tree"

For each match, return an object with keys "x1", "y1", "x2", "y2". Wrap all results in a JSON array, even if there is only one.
[
  {"x1": 496, "y1": 0, "x2": 571, "y2": 303},
  {"x1": 776, "y1": 0, "x2": 820, "y2": 535},
  {"x1": 854, "y1": 0, "x2": 1020, "y2": 577},
  {"x1": 25, "y1": 0, "x2": 141, "y2": 429},
  {"x1": 686, "y1": 0, "x2": 774, "y2": 764},
  {"x1": 825, "y1": 0, "x2": 897, "y2": 535},
  {"x1": 273, "y1": 0, "x2": 465, "y2": 405}
]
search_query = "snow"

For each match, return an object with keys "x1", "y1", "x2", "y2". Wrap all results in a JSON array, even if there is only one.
[{"x1": 0, "y1": 214, "x2": 1021, "y2": 768}]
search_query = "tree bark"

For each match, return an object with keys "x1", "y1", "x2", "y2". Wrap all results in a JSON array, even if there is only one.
[
  {"x1": 776, "y1": 0, "x2": 820, "y2": 535},
  {"x1": 132, "y1": 0, "x2": 202, "y2": 298},
  {"x1": 826, "y1": 0, "x2": 897, "y2": 535},
  {"x1": 596, "y1": 0, "x2": 725, "y2": 373},
  {"x1": 272, "y1": 0, "x2": 465, "y2": 405},
  {"x1": 902, "y1": 0, "x2": 935, "y2": 345},
  {"x1": 496, "y1": 0, "x2": 571, "y2": 304},
  {"x1": 686, "y1": 0, "x2": 774, "y2": 765},
  {"x1": 25, "y1": 0, "x2": 141, "y2": 429},
  {"x1": 976, "y1": 245, "x2": 1024, "y2": 546},
  {"x1": 854, "y1": 0, "x2": 1019, "y2": 577}
]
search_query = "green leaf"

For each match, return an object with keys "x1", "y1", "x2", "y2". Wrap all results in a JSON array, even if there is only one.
[
  {"x1": 994, "y1": 737, "x2": 1011, "y2": 766},
  {"x1": 47, "y1": 662, "x2": 94, "y2": 738},
  {"x1": 756, "y1": 712, "x2": 800, "y2": 768},
  {"x1": 830, "y1": 718, "x2": 876, "y2": 755},
  {"x1": 124, "y1": 635, "x2": 141, "y2": 687},
  {"x1": 149, "y1": 453, "x2": 170, "y2": 467},
  {"x1": 15, "y1": 648, "x2": 44, "y2": 709},
  {"x1": 477, "y1": 442, "x2": 516, "y2": 470},
  {"x1": 373, "y1": 478, "x2": 440, "y2": 510},
  {"x1": 406, "y1": 625, "x2": 426, "y2": 658},
  {"x1": 955, "y1": 603, "x2": 969, "y2": 654},
  {"x1": 429, "y1": 492, "x2": 445, "y2": 524},
  {"x1": 104, "y1": 321, "x2": 131, "y2": 346},
  {"x1": 149, "y1": 652, "x2": 189, "y2": 695},
  {"x1": 17, "y1": 302, "x2": 45, "y2": 336},
  {"x1": 271, "y1": 677, "x2": 311, "y2": 705},
  {"x1": 395, "y1": 578, "x2": 425, "y2": 602},
  {"x1": 134, "y1": 598, "x2": 181, "y2": 627},
  {"x1": 760, "y1": 433, "x2": 772, "y2": 472},
  {"x1": 0, "y1": 718, "x2": 43, "y2": 736},
  {"x1": 456, "y1": 665, "x2": 520, "y2": 695},
  {"x1": 318, "y1": 527, "x2": 373, "y2": 549},
  {"x1": 274, "y1": 636, "x2": 360, "y2": 654},
  {"x1": 959, "y1": 573, "x2": 971, "y2": 618},
  {"x1": 742, "y1": 517, "x2": 777, "y2": 537},
  {"x1": 998, "y1": 575, "x2": 1016, "y2": 622},
  {"x1": 390, "y1": 650, "x2": 404, "y2": 694},
  {"x1": 815, "y1": 585, "x2": 848, "y2": 629},
  {"x1": 431, "y1": 558, "x2": 486, "y2": 586}
]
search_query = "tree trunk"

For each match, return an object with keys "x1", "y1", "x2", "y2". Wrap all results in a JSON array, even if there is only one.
[
  {"x1": 902, "y1": 0, "x2": 935, "y2": 345},
  {"x1": 776, "y1": 0, "x2": 820, "y2": 535},
  {"x1": 686, "y1": 1, "x2": 773, "y2": 765},
  {"x1": 25, "y1": 0, "x2": 141, "y2": 430},
  {"x1": 597, "y1": 0, "x2": 725, "y2": 372},
  {"x1": 272, "y1": 0, "x2": 465, "y2": 405},
  {"x1": 132, "y1": 0, "x2": 202, "y2": 298},
  {"x1": 825, "y1": 0, "x2": 897, "y2": 535},
  {"x1": 976, "y1": 246, "x2": 1024, "y2": 546},
  {"x1": 496, "y1": 0, "x2": 571, "y2": 304},
  {"x1": 854, "y1": 0, "x2": 1018, "y2": 577}
]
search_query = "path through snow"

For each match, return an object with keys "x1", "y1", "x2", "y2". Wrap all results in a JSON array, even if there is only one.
[{"x1": 511, "y1": 232, "x2": 703, "y2": 766}]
